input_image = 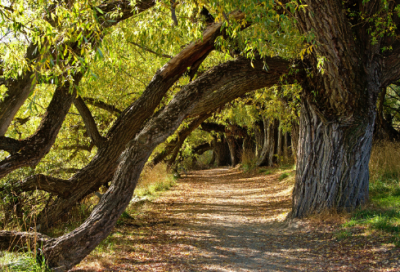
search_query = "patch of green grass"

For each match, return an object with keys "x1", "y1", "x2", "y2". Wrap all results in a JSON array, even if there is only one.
[
  {"x1": 0, "y1": 251, "x2": 49, "y2": 272},
  {"x1": 278, "y1": 173, "x2": 290, "y2": 181},
  {"x1": 335, "y1": 229, "x2": 352, "y2": 240},
  {"x1": 341, "y1": 170, "x2": 400, "y2": 246},
  {"x1": 258, "y1": 168, "x2": 272, "y2": 175},
  {"x1": 135, "y1": 175, "x2": 176, "y2": 197}
]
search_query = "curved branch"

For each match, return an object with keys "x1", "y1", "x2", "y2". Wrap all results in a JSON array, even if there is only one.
[
  {"x1": 0, "y1": 76, "x2": 79, "y2": 179},
  {"x1": 0, "y1": 136, "x2": 23, "y2": 154},
  {"x1": 151, "y1": 113, "x2": 212, "y2": 165},
  {"x1": 15, "y1": 175, "x2": 74, "y2": 198},
  {"x1": 188, "y1": 56, "x2": 299, "y2": 117},
  {"x1": 73, "y1": 96, "x2": 106, "y2": 147},
  {"x1": 82, "y1": 97, "x2": 122, "y2": 115}
]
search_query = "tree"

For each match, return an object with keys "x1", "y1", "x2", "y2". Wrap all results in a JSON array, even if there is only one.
[{"x1": 290, "y1": 0, "x2": 400, "y2": 217}]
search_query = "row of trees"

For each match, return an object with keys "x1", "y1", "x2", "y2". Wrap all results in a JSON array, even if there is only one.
[{"x1": 1, "y1": 0, "x2": 400, "y2": 270}]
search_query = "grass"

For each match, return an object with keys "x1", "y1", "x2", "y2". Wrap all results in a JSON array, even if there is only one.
[
  {"x1": 0, "y1": 251, "x2": 48, "y2": 272},
  {"x1": 134, "y1": 163, "x2": 176, "y2": 198},
  {"x1": 340, "y1": 141, "x2": 400, "y2": 246}
]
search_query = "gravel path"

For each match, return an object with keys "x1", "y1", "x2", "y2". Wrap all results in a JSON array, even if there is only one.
[
  {"x1": 72, "y1": 168, "x2": 400, "y2": 272},
  {"x1": 149, "y1": 168, "x2": 321, "y2": 272}
]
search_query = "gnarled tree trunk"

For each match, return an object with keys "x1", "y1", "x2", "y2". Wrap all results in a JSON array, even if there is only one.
[
  {"x1": 213, "y1": 136, "x2": 231, "y2": 166},
  {"x1": 292, "y1": 99, "x2": 374, "y2": 217},
  {"x1": 256, "y1": 117, "x2": 278, "y2": 166}
]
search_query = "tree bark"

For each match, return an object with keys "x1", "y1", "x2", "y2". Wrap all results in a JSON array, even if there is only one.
[
  {"x1": 292, "y1": 98, "x2": 374, "y2": 217},
  {"x1": 290, "y1": 0, "x2": 394, "y2": 216},
  {"x1": 152, "y1": 113, "x2": 212, "y2": 166},
  {"x1": 256, "y1": 117, "x2": 278, "y2": 166},
  {"x1": 283, "y1": 131, "x2": 289, "y2": 162},
  {"x1": 276, "y1": 125, "x2": 283, "y2": 165},
  {"x1": 0, "y1": 79, "x2": 79, "y2": 179},
  {"x1": 374, "y1": 88, "x2": 400, "y2": 141},
  {"x1": 213, "y1": 136, "x2": 231, "y2": 166},
  {"x1": 254, "y1": 120, "x2": 264, "y2": 158},
  {"x1": 226, "y1": 136, "x2": 239, "y2": 166}
]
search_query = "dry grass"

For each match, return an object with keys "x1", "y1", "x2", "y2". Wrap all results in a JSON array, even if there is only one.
[
  {"x1": 134, "y1": 163, "x2": 176, "y2": 197},
  {"x1": 370, "y1": 141, "x2": 400, "y2": 181}
]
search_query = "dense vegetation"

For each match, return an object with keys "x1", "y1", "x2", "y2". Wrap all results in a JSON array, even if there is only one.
[{"x1": 1, "y1": 0, "x2": 400, "y2": 270}]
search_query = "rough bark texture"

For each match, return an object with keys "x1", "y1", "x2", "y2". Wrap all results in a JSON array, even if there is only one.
[
  {"x1": 292, "y1": 99, "x2": 374, "y2": 217},
  {"x1": 213, "y1": 136, "x2": 231, "y2": 166},
  {"x1": 289, "y1": 0, "x2": 398, "y2": 216},
  {"x1": 34, "y1": 21, "x2": 224, "y2": 229},
  {"x1": 256, "y1": 118, "x2": 278, "y2": 167},
  {"x1": 0, "y1": 80, "x2": 78, "y2": 179},
  {"x1": 40, "y1": 40, "x2": 249, "y2": 270},
  {"x1": 151, "y1": 113, "x2": 212, "y2": 166},
  {"x1": 7, "y1": 55, "x2": 295, "y2": 230}
]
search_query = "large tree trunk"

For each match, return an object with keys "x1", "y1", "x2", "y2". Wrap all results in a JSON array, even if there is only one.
[
  {"x1": 226, "y1": 136, "x2": 242, "y2": 166},
  {"x1": 256, "y1": 117, "x2": 278, "y2": 166},
  {"x1": 291, "y1": 122, "x2": 299, "y2": 161},
  {"x1": 277, "y1": 126, "x2": 283, "y2": 165},
  {"x1": 213, "y1": 136, "x2": 231, "y2": 166},
  {"x1": 290, "y1": 0, "x2": 392, "y2": 217},
  {"x1": 291, "y1": 99, "x2": 375, "y2": 217},
  {"x1": 254, "y1": 120, "x2": 264, "y2": 157}
]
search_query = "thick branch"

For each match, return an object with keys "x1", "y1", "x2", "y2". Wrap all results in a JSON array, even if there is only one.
[
  {"x1": 0, "y1": 44, "x2": 37, "y2": 136},
  {"x1": 151, "y1": 113, "x2": 212, "y2": 165},
  {"x1": 188, "y1": 56, "x2": 296, "y2": 117},
  {"x1": 73, "y1": 97, "x2": 105, "y2": 147},
  {"x1": 192, "y1": 142, "x2": 212, "y2": 155},
  {"x1": 0, "y1": 136, "x2": 23, "y2": 154},
  {"x1": 13, "y1": 175, "x2": 74, "y2": 198},
  {"x1": 0, "y1": 76, "x2": 79, "y2": 179},
  {"x1": 201, "y1": 122, "x2": 226, "y2": 133}
]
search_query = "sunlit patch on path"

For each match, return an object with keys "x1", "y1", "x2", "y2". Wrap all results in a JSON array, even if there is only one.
[{"x1": 71, "y1": 168, "x2": 400, "y2": 272}]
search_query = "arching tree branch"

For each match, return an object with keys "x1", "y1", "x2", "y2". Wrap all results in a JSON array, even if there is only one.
[{"x1": 73, "y1": 97, "x2": 106, "y2": 147}]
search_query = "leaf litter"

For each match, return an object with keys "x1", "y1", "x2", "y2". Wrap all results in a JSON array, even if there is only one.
[{"x1": 71, "y1": 168, "x2": 400, "y2": 271}]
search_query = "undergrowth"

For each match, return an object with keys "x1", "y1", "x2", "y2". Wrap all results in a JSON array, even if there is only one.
[
  {"x1": 134, "y1": 163, "x2": 176, "y2": 198},
  {"x1": 0, "y1": 163, "x2": 176, "y2": 271}
]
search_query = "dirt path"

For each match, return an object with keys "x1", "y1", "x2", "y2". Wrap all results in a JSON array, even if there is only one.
[{"x1": 72, "y1": 168, "x2": 400, "y2": 272}]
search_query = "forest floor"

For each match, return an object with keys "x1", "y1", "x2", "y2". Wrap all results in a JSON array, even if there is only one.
[{"x1": 71, "y1": 168, "x2": 400, "y2": 272}]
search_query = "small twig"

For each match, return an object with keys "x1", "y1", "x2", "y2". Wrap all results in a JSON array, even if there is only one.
[
  {"x1": 170, "y1": 0, "x2": 179, "y2": 26},
  {"x1": 128, "y1": 41, "x2": 173, "y2": 59}
]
